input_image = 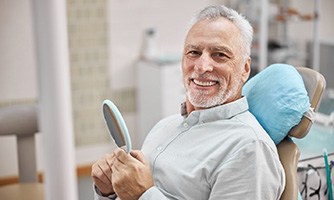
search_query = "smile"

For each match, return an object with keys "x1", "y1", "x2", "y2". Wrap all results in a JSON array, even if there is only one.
[{"x1": 192, "y1": 79, "x2": 218, "y2": 87}]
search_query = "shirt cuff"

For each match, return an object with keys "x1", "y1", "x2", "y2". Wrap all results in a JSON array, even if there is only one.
[
  {"x1": 93, "y1": 185, "x2": 117, "y2": 200},
  {"x1": 139, "y1": 186, "x2": 168, "y2": 200}
]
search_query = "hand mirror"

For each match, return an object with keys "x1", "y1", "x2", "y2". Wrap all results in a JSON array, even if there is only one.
[{"x1": 102, "y1": 99, "x2": 132, "y2": 153}]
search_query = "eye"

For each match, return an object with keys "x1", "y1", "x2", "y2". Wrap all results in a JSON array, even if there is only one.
[
  {"x1": 212, "y1": 52, "x2": 228, "y2": 58},
  {"x1": 186, "y1": 50, "x2": 201, "y2": 57}
]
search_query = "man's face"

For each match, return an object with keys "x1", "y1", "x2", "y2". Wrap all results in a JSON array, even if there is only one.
[{"x1": 182, "y1": 18, "x2": 250, "y2": 110}]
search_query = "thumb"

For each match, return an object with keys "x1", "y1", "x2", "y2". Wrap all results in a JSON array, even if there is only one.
[{"x1": 130, "y1": 150, "x2": 147, "y2": 164}]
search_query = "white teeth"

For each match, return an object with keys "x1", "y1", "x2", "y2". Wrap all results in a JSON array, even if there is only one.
[{"x1": 193, "y1": 79, "x2": 216, "y2": 87}]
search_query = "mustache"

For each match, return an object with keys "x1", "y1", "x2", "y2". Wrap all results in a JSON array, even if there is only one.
[{"x1": 188, "y1": 73, "x2": 219, "y2": 81}]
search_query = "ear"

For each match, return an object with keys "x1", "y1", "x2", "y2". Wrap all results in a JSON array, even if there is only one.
[{"x1": 241, "y1": 57, "x2": 251, "y2": 83}]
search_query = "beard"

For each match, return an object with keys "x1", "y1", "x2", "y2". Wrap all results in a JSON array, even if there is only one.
[{"x1": 185, "y1": 73, "x2": 242, "y2": 108}]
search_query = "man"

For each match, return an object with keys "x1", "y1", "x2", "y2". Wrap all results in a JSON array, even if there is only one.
[{"x1": 92, "y1": 5, "x2": 285, "y2": 200}]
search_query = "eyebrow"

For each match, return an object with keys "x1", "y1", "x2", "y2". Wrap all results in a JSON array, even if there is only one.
[
  {"x1": 185, "y1": 45, "x2": 200, "y2": 50},
  {"x1": 209, "y1": 46, "x2": 233, "y2": 56},
  {"x1": 185, "y1": 45, "x2": 233, "y2": 56}
]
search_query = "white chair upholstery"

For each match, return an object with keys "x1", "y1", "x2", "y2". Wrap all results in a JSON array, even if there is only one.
[
  {"x1": 0, "y1": 104, "x2": 44, "y2": 200},
  {"x1": 0, "y1": 104, "x2": 39, "y2": 183}
]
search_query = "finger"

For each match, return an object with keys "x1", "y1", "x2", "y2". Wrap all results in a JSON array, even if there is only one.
[
  {"x1": 94, "y1": 154, "x2": 114, "y2": 182},
  {"x1": 130, "y1": 150, "x2": 147, "y2": 164},
  {"x1": 92, "y1": 176, "x2": 114, "y2": 195},
  {"x1": 120, "y1": 145, "x2": 127, "y2": 152},
  {"x1": 98, "y1": 163, "x2": 112, "y2": 183},
  {"x1": 105, "y1": 153, "x2": 115, "y2": 168},
  {"x1": 99, "y1": 157, "x2": 113, "y2": 179},
  {"x1": 91, "y1": 162, "x2": 111, "y2": 185},
  {"x1": 113, "y1": 148, "x2": 129, "y2": 164},
  {"x1": 111, "y1": 149, "x2": 123, "y2": 173},
  {"x1": 92, "y1": 173, "x2": 107, "y2": 186}
]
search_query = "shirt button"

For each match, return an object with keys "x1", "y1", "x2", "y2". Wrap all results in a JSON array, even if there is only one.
[
  {"x1": 183, "y1": 123, "x2": 188, "y2": 128},
  {"x1": 157, "y1": 146, "x2": 163, "y2": 151}
]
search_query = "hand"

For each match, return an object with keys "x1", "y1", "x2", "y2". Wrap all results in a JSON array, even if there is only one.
[
  {"x1": 91, "y1": 153, "x2": 115, "y2": 196},
  {"x1": 112, "y1": 148, "x2": 154, "y2": 200}
]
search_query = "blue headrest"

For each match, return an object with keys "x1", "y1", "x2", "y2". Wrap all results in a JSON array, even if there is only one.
[{"x1": 243, "y1": 63, "x2": 310, "y2": 144}]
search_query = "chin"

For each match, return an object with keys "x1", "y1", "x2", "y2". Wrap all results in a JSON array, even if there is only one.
[
  {"x1": 187, "y1": 87, "x2": 241, "y2": 108},
  {"x1": 187, "y1": 94, "x2": 223, "y2": 109}
]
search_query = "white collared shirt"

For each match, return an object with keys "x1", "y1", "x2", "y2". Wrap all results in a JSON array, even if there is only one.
[
  {"x1": 94, "y1": 97, "x2": 285, "y2": 200},
  {"x1": 140, "y1": 97, "x2": 285, "y2": 200}
]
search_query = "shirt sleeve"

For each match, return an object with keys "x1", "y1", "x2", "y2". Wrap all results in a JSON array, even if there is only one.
[
  {"x1": 208, "y1": 140, "x2": 285, "y2": 200},
  {"x1": 93, "y1": 185, "x2": 117, "y2": 200},
  {"x1": 93, "y1": 185, "x2": 170, "y2": 200},
  {"x1": 139, "y1": 186, "x2": 170, "y2": 200}
]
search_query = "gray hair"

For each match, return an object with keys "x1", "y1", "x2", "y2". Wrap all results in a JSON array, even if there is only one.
[{"x1": 190, "y1": 5, "x2": 253, "y2": 59}]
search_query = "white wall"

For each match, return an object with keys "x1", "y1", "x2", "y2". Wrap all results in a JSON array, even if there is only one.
[
  {"x1": 107, "y1": 0, "x2": 334, "y2": 91},
  {"x1": 107, "y1": 0, "x2": 221, "y2": 90},
  {"x1": 0, "y1": 0, "x2": 37, "y2": 101},
  {"x1": 282, "y1": 0, "x2": 334, "y2": 67},
  {"x1": 289, "y1": 0, "x2": 334, "y2": 42}
]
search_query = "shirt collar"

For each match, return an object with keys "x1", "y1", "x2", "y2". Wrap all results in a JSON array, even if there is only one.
[{"x1": 181, "y1": 97, "x2": 249, "y2": 123}]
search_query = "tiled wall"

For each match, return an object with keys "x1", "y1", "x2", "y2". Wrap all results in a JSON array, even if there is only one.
[
  {"x1": 107, "y1": 0, "x2": 220, "y2": 91},
  {"x1": 67, "y1": 0, "x2": 110, "y2": 146}
]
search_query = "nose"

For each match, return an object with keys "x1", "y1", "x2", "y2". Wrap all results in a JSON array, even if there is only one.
[{"x1": 194, "y1": 53, "x2": 213, "y2": 74}]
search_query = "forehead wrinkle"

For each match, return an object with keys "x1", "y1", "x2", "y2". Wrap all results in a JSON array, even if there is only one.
[{"x1": 185, "y1": 44, "x2": 201, "y2": 50}]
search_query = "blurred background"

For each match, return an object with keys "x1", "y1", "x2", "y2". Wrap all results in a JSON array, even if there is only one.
[{"x1": 0, "y1": 0, "x2": 333, "y2": 199}]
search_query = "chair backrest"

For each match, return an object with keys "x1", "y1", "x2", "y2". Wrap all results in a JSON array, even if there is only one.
[
  {"x1": 278, "y1": 67, "x2": 326, "y2": 200},
  {"x1": 0, "y1": 104, "x2": 39, "y2": 183},
  {"x1": 289, "y1": 67, "x2": 327, "y2": 138}
]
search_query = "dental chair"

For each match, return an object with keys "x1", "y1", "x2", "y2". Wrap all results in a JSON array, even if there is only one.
[
  {"x1": 0, "y1": 104, "x2": 44, "y2": 200},
  {"x1": 244, "y1": 64, "x2": 326, "y2": 200},
  {"x1": 277, "y1": 67, "x2": 326, "y2": 200}
]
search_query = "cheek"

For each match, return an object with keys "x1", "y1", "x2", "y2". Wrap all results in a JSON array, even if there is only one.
[
  {"x1": 181, "y1": 62, "x2": 189, "y2": 86},
  {"x1": 216, "y1": 65, "x2": 238, "y2": 87},
  {"x1": 182, "y1": 59, "x2": 192, "y2": 77},
  {"x1": 215, "y1": 66, "x2": 231, "y2": 81}
]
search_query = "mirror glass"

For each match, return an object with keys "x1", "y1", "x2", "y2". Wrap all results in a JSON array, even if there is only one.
[{"x1": 102, "y1": 100, "x2": 132, "y2": 153}]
